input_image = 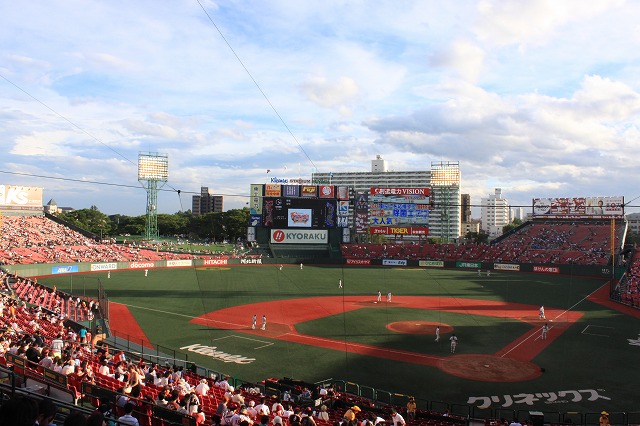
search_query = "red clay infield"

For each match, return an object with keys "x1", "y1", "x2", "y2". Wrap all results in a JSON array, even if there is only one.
[
  {"x1": 387, "y1": 321, "x2": 453, "y2": 335},
  {"x1": 191, "y1": 296, "x2": 582, "y2": 382}
]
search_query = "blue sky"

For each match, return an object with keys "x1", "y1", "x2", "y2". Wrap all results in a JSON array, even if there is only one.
[{"x1": 1, "y1": 0, "x2": 640, "y2": 216}]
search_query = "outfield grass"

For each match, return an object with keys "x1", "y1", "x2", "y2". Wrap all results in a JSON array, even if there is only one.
[{"x1": 40, "y1": 266, "x2": 639, "y2": 414}]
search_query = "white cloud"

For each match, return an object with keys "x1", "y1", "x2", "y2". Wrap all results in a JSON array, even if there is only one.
[
  {"x1": 1, "y1": 1, "x2": 640, "y2": 215},
  {"x1": 299, "y1": 75, "x2": 359, "y2": 112},
  {"x1": 429, "y1": 39, "x2": 486, "y2": 82}
]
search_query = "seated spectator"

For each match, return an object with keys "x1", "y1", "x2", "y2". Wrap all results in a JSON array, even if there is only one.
[
  {"x1": 194, "y1": 378, "x2": 210, "y2": 396},
  {"x1": 117, "y1": 403, "x2": 140, "y2": 426}
]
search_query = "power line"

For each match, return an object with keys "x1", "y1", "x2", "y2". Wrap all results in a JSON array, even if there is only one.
[
  {"x1": 0, "y1": 73, "x2": 137, "y2": 167},
  {"x1": 195, "y1": 0, "x2": 319, "y2": 172},
  {"x1": 0, "y1": 169, "x2": 249, "y2": 199}
]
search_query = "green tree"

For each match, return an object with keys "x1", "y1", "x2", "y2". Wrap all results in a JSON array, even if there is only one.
[
  {"x1": 157, "y1": 213, "x2": 189, "y2": 236},
  {"x1": 223, "y1": 208, "x2": 250, "y2": 242},
  {"x1": 58, "y1": 206, "x2": 112, "y2": 237},
  {"x1": 503, "y1": 218, "x2": 523, "y2": 234},
  {"x1": 465, "y1": 231, "x2": 489, "y2": 244}
]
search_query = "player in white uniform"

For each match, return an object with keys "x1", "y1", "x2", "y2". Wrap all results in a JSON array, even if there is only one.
[
  {"x1": 252, "y1": 315, "x2": 257, "y2": 330},
  {"x1": 338, "y1": 279, "x2": 342, "y2": 288},
  {"x1": 539, "y1": 305, "x2": 546, "y2": 319},
  {"x1": 387, "y1": 292, "x2": 392, "y2": 302},
  {"x1": 261, "y1": 315, "x2": 267, "y2": 330},
  {"x1": 449, "y1": 334, "x2": 458, "y2": 353},
  {"x1": 541, "y1": 323, "x2": 549, "y2": 340},
  {"x1": 435, "y1": 326, "x2": 440, "y2": 342}
]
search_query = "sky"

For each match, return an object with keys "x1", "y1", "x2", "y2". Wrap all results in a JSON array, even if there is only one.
[{"x1": 2, "y1": 0, "x2": 640, "y2": 217}]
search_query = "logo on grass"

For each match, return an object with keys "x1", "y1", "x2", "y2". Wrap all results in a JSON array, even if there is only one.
[
  {"x1": 628, "y1": 334, "x2": 640, "y2": 346},
  {"x1": 180, "y1": 344, "x2": 256, "y2": 364}
]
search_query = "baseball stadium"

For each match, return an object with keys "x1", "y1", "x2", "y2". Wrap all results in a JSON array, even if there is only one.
[{"x1": 1, "y1": 182, "x2": 639, "y2": 426}]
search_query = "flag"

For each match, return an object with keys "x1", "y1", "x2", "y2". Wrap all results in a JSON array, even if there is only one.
[{"x1": 266, "y1": 169, "x2": 271, "y2": 173}]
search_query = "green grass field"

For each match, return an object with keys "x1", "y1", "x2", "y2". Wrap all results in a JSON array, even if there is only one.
[{"x1": 40, "y1": 266, "x2": 639, "y2": 415}]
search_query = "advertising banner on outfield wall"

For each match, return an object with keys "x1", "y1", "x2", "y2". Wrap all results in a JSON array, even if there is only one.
[
  {"x1": 129, "y1": 262, "x2": 155, "y2": 269},
  {"x1": 533, "y1": 265, "x2": 560, "y2": 274},
  {"x1": 419, "y1": 260, "x2": 444, "y2": 268},
  {"x1": 203, "y1": 257, "x2": 229, "y2": 266},
  {"x1": 167, "y1": 260, "x2": 192, "y2": 267},
  {"x1": 346, "y1": 258, "x2": 371, "y2": 265},
  {"x1": 270, "y1": 229, "x2": 328, "y2": 244},
  {"x1": 52, "y1": 265, "x2": 78, "y2": 274},
  {"x1": 382, "y1": 259, "x2": 408, "y2": 266},
  {"x1": 494, "y1": 263, "x2": 520, "y2": 271},
  {"x1": 90, "y1": 263, "x2": 117, "y2": 271},
  {"x1": 456, "y1": 261, "x2": 481, "y2": 269}
]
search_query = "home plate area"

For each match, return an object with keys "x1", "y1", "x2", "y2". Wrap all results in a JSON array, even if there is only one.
[{"x1": 439, "y1": 354, "x2": 542, "y2": 382}]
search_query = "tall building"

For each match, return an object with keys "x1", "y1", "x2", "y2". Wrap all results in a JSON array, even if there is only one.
[
  {"x1": 192, "y1": 187, "x2": 223, "y2": 215},
  {"x1": 311, "y1": 156, "x2": 461, "y2": 241},
  {"x1": 481, "y1": 188, "x2": 510, "y2": 238},
  {"x1": 510, "y1": 207, "x2": 525, "y2": 222},
  {"x1": 461, "y1": 193, "x2": 471, "y2": 223}
]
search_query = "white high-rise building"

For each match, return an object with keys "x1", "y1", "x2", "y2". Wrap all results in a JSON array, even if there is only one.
[
  {"x1": 312, "y1": 157, "x2": 461, "y2": 241},
  {"x1": 481, "y1": 188, "x2": 510, "y2": 238},
  {"x1": 510, "y1": 207, "x2": 524, "y2": 222}
]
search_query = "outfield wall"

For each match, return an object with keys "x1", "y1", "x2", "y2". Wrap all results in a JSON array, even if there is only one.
[{"x1": 2, "y1": 256, "x2": 623, "y2": 280}]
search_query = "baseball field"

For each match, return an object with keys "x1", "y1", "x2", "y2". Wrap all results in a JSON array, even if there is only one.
[{"x1": 39, "y1": 265, "x2": 640, "y2": 417}]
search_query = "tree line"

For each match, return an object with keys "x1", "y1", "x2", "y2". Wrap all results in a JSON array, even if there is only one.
[{"x1": 55, "y1": 206, "x2": 250, "y2": 242}]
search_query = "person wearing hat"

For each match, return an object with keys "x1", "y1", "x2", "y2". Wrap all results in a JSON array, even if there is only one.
[
  {"x1": 343, "y1": 406, "x2": 361, "y2": 423},
  {"x1": 599, "y1": 411, "x2": 610, "y2": 426}
]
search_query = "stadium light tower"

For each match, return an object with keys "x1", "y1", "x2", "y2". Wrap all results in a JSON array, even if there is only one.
[{"x1": 138, "y1": 152, "x2": 168, "y2": 241}]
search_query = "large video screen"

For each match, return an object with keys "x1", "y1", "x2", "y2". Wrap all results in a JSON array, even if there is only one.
[
  {"x1": 262, "y1": 197, "x2": 337, "y2": 229},
  {"x1": 369, "y1": 187, "x2": 430, "y2": 227}
]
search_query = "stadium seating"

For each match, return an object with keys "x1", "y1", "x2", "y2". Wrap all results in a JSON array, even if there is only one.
[
  {"x1": 613, "y1": 249, "x2": 640, "y2": 308},
  {"x1": 0, "y1": 216, "x2": 259, "y2": 265},
  {"x1": 341, "y1": 220, "x2": 624, "y2": 266}
]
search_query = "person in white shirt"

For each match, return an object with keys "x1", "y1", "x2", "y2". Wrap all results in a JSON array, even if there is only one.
[
  {"x1": 390, "y1": 408, "x2": 406, "y2": 426},
  {"x1": 61, "y1": 359, "x2": 75, "y2": 375},
  {"x1": 255, "y1": 398, "x2": 270, "y2": 417},
  {"x1": 195, "y1": 378, "x2": 210, "y2": 396},
  {"x1": 246, "y1": 400, "x2": 258, "y2": 420}
]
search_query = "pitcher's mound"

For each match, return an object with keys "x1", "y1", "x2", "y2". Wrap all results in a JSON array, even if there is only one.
[
  {"x1": 439, "y1": 354, "x2": 542, "y2": 382},
  {"x1": 386, "y1": 321, "x2": 453, "y2": 335}
]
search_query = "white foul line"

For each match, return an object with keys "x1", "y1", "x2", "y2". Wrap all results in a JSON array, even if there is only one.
[{"x1": 501, "y1": 282, "x2": 608, "y2": 358}]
